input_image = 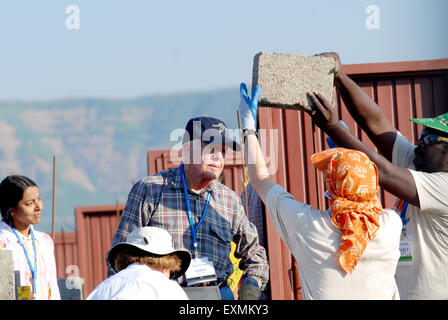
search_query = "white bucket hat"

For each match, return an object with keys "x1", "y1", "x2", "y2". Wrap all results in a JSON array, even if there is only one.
[{"x1": 108, "y1": 227, "x2": 191, "y2": 279}]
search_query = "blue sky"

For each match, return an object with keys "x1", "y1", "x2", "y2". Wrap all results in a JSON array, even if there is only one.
[{"x1": 0, "y1": 0, "x2": 447, "y2": 101}]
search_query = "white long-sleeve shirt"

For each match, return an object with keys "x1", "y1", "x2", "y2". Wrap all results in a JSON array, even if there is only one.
[
  {"x1": 0, "y1": 221, "x2": 61, "y2": 300},
  {"x1": 265, "y1": 184, "x2": 402, "y2": 300},
  {"x1": 86, "y1": 262, "x2": 189, "y2": 300}
]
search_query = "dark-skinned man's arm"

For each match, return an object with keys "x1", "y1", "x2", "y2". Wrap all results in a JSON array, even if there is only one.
[
  {"x1": 317, "y1": 52, "x2": 397, "y2": 161},
  {"x1": 300, "y1": 92, "x2": 420, "y2": 208}
]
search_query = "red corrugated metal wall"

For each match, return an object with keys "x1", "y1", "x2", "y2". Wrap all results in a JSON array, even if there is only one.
[
  {"x1": 53, "y1": 231, "x2": 78, "y2": 279},
  {"x1": 260, "y1": 58, "x2": 448, "y2": 300},
  {"x1": 74, "y1": 204, "x2": 124, "y2": 297}
]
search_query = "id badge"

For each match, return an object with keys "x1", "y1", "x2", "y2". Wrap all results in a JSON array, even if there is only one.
[
  {"x1": 17, "y1": 286, "x2": 32, "y2": 300},
  {"x1": 185, "y1": 257, "x2": 217, "y2": 286},
  {"x1": 398, "y1": 236, "x2": 413, "y2": 266}
]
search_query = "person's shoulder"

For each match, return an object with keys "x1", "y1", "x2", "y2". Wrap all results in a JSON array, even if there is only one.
[
  {"x1": 212, "y1": 180, "x2": 234, "y2": 193},
  {"x1": 139, "y1": 167, "x2": 179, "y2": 186},
  {"x1": 395, "y1": 131, "x2": 415, "y2": 148},
  {"x1": 264, "y1": 183, "x2": 296, "y2": 206},
  {"x1": 86, "y1": 276, "x2": 120, "y2": 300},
  {"x1": 131, "y1": 168, "x2": 178, "y2": 198},
  {"x1": 409, "y1": 170, "x2": 448, "y2": 214},
  {"x1": 410, "y1": 169, "x2": 448, "y2": 187},
  {"x1": 0, "y1": 222, "x2": 9, "y2": 237},
  {"x1": 33, "y1": 229, "x2": 55, "y2": 247},
  {"x1": 0, "y1": 221, "x2": 10, "y2": 233},
  {"x1": 211, "y1": 181, "x2": 242, "y2": 205},
  {"x1": 420, "y1": 170, "x2": 448, "y2": 177},
  {"x1": 0, "y1": 222, "x2": 14, "y2": 246},
  {"x1": 140, "y1": 168, "x2": 171, "y2": 183}
]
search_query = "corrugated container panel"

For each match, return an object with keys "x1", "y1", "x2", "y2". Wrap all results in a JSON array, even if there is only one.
[
  {"x1": 260, "y1": 58, "x2": 448, "y2": 300},
  {"x1": 75, "y1": 204, "x2": 124, "y2": 297},
  {"x1": 259, "y1": 107, "x2": 297, "y2": 300},
  {"x1": 53, "y1": 231, "x2": 78, "y2": 279}
]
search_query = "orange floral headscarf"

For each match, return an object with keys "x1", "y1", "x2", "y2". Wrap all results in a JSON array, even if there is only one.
[{"x1": 311, "y1": 148, "x2": 382, "y2": 274}]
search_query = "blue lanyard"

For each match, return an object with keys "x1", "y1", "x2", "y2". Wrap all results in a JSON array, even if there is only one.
[
  {"x1": 180, "y1": 164, "x2": 211, "y2": 258},
  {"x1": 12, "y1": 226, "x2": 37, "y2": 299},
  {"x1": 400, "y1": 201, "x2": 410, "y2": 236}
]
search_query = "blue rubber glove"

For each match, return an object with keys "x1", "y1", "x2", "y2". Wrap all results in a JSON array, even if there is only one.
[{"x1": 239, "y1": 83, "x2": 262, "y2": 131}]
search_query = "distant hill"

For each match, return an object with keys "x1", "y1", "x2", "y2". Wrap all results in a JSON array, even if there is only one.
[{"x1": 0, "y1": 87, "x2": 240, "y2": 232}]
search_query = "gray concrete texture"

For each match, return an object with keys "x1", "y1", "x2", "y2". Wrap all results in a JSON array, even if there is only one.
[
  {"x1": 0, "y1": 250, "x2": 15, "y2": 300},
  {"x1": 252, "y1": 52, "x2": 335, "y2": 109}
]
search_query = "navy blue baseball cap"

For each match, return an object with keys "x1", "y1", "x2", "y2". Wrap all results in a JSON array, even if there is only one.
[{"x1": 182, "y1": 116, "x2": 240, "y2": 151}]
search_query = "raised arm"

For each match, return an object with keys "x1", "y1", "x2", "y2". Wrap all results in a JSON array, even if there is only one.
[
  {"x1": 301, "y1": 91, "x2": 420, "y2": 207},
  {"x1": 238, "y1": 83, "x2": 276, "y2": 203},
  {"x1": 319, "y1": 52, "x2": 397, "y2": 160}
]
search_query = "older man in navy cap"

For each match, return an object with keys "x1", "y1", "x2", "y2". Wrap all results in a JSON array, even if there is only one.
[{"x1": 107, "y1": 116, "x2": 269, "y2": 300}]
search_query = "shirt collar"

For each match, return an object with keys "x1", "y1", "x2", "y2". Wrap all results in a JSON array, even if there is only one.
[
  {"x1": 167, "y1": 166, "x2": 217, "y2": 200},
  {"x1": 0, "y1": 221, "x2": 36, "y2": 242},
  {"x1": 167, "y1": 166, "x2": 183, "y2": 190}
]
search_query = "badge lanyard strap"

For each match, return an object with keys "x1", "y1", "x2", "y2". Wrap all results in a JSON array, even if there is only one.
[
  {"x1": 180, "y1": 164, "x2": 211, "y2": 259},
  {"x1": 400, "y1": 201, "x2": 409, "y2": 236},
  {"x1": 12, "y1": 227, "x2": 37, "y2": 299}
]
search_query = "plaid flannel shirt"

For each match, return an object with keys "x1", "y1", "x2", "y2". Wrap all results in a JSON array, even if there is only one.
[{"x1": 107, "y1": 166, "x2": 269, "y2": 290}]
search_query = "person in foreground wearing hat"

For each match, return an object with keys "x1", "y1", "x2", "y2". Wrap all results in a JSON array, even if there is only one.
[
  {"x1": 300, "y1": 52, "x2": 448, "y2": 300},
  {"x1": 107, "y1": 116, "x2": 269, "y2": 300},
  {"x1": 238, "y1": 83, "x2": 402, "y2": 299},
  {"x1": 88, "y1": 227, "x2": 190, "y2": 300}
]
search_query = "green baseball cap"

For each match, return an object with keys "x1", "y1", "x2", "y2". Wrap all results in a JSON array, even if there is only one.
[{"x1": 410, "y1": 112, "x2": 448, "y2": 135}]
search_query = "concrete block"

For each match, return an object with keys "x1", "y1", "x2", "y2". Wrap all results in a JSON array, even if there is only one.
[
  {"x1": 0, "y1": 250, "x2": 15, "y2": 300},
  {"x1": 252, "y1": 52, "x2": 335, "y2": 109},
  {"x1": 57, "y1": 277, "x2": 84, "y2": 300},
  {"x1": 15, "y1": 271, "x2": 21, "y2": 299}
]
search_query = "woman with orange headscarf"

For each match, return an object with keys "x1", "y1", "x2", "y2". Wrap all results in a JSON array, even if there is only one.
[{"x1": 238, "y1": 83, "x2": 402, "y2": 299}]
